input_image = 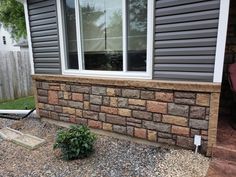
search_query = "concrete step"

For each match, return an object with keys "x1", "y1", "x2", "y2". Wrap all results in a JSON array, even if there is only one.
[
  {"x1": 212, "y1": 145, "x2": 236, "y2": 162},
  {"x1": 0, "y1": 127, "x2": 23, "y2": 140},
  {"x1": 206, "y1": 159, "x2": 236, "y2": 177}
]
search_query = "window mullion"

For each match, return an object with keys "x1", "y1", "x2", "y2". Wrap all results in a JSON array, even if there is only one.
[
  {"x1": 122, "y1": 0, "x2": 127, "y2": 72},
  {"x1": 75, "y1": 0, "x2": 83, "y2": 71}
]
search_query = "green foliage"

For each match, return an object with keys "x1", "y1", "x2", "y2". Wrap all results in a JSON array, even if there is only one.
[
  {"x1": 0, "y1": 0, "x2": 26, "y2": 41},
  {"x1": 53, "y1": 125, "x2": 96, "y2": 160}
]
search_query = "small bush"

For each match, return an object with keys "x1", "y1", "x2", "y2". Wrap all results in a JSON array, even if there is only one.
[{"x1": 53, "y1": 125, "x2": 96, "y2": 160}]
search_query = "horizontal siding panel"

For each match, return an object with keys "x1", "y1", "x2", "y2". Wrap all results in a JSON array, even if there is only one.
[
  {"x1": 28, "y1": 0, "x2": 55, "y2": 10},
  {"x1": 156, "y1": 0, "x2": 206, "y2": 9},
  {"x1": 34, "y1": 63, "x2": 61, "y2": 68},
  {"x1": 155, "y1": 29, "x2": 217, "y2": 41},
  {"x1": 155, "y1": 38, "x2": 217, "y2": 48},
  {"x1": 33, "y1": 47, "x2": 59, "y2": 53},
  {"x1": 34, "y1": 58, "x2": 60, "y2": 63},
  {"x1": 156, "y1": 19, "x2": 218, "y2": 33},
  {"x1": 30, "y1": 18, "x2": 57, "y2": 27},
  {"x1": 154, "y1": 56, "x2": 215, "y2": 64},
  {"x1": 153, "y1": 71, "x2": 213, "y2": 82},
  {"x1": 154, "y1": 64, "x2": 214, "y2": 72},
  {"x1": 156, "y1": 1, "x2": 220, "y2": 17},
  {"x1": 155, "y1": 47, "x2": 216, "y2": 56},
  {"x1": 156, "y1": 10, "x2": 219, "y2": 25},
  {"x1": 30, "y1": 12, "x2": 57, "y2": 21},
  {"x1": 33, "y1": 52, "x2": 59, "y2": 58},
  {"x1": 33, "y1": 41, "x2": 59, "y2": 47},
  {"x1": 31, "y1": 29, "x2": 58, "y2": 37},
  {"x1": 32, "y1": 35, "x2": 58, "y2": 42},
  {"x1": 29, "y1": 6, "x2": 56, "y2": 16},
  {"x1": 34, "y1": 68, "x2": 61, "y2": 74},
  {"x1": 31, "y1": 24, "x2": 57, "y2": 32}
]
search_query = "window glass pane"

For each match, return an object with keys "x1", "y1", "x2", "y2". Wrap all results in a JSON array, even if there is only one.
[
  {"x1": 79, "y1": 0, "x2": 123, "y2": 71},
  {"x1": 127, "y1": 0, "x2": 147, "y2": 71},
  {"x1": 63, "y1": 0, "x2": 79, "y2": 69}
]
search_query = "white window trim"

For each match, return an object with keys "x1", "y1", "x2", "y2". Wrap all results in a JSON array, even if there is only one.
[
  {"x1": 57, "y1": 0, "x2": 154, "y2": 79},
  {"x1": 213, "y1": 0, "x2": 230, "y2": 83}
]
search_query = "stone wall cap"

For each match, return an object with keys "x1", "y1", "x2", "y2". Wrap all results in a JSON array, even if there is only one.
[{"x1": 32, "y1": 74, "x2": 221, "y2": 93}]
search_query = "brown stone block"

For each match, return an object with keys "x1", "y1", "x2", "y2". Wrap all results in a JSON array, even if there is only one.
[
  {"x1": 141, "y1": 91, "x2": 155, "y2": 100},
  {"x1": 127, "y1": 126, "x2": 134, "y2": 136},
  {"x1": 68, "y1": 101, "x2": 83, "y2": 109},
  {"x1": 92, "y1": 86, "x2": 106, "y2": 95},
  {"x1": 84, "y1": 101, "x2": 90, "y2": 110},
  {"x1": 172, "y1": 126, "x2": 190, "y2": 136},
  {"x1": 122, "y1": 89, "x2": 140, "y2": 98},
  {"x1": 71, "y1": 85, "x2": 91, "y2": 93},
  {"x1": 49, "y1": 85, "x2": 60, "y2": 91},
  {"x1": 39, "y1": 109, "x2": 49, "y2": 117},
  {"x1": 83, "y1": 111, "x2": 98, "y2": 120},
  {"x1": 48, "y1": 90, "x2": 58, "y2": 105},
  {"x1": 148, "y1": 130, "x2": 157, "y2": 142},
  {"x1": 44, "y1": 104, "x2": 54, "y2": 111},
  {"x1": 58, "y1": 99, "x2": 68, "y2": 106},
  {"x1": 63, "y1": 107, "x2": 75, "y2": 115},
  {"x1": 103, "y1": 123, "x2": 112, "y2": 131},
  {"x1": 75, "y1": 109, "x2": 82, "y2": 117},
  {"x1": 72, "y1": 93, "x2": 83, "y2": 101},
  {"x1": 127, "y1": 122, "x2": 142, "y2": 128},
  {"x1": 162, "y1": 115, "x2": 188, "y2": 126},
  {"x1": 189, "y1": 119, "x2": 208, "y2": 130},
  {"x1": 155, "y1": 92, "x2": 173, "y2": 102},
  {"x1": 90, "y1": 104, "x2": 100, "y2": 112},
  {"x1": 113, "y1": 125, "x2": 126, "y2": 134},
  {"x1": 101, "y1": 106, "x2": 118, "y2": 114},
  {"x1": 190, "y1": 129, "x2": 200, "y2": 137},
  {"x1": 134, "y1": 128, "x2": 146, "y2": 139},
  {"x1": 118, "y1": 108, "x2": 131, "y2": 117},
  {"x1": 158, "y1": 138, "x2": 175, "y2": 145},
  {"x1": 168, "y1": 103, "x2": 189, "y2": 117},
  {"x1": 175, "y1": 92, "x2": 195, "y2": 99},
  {"x1": 190, "y1": 106, "x2": 206, "y2": 119},
  {"x1": 143, "y1": 121, "x2": 171, "y2": 133},
  {"x1": 51, "y1": 112, "x2": 59, "y2": 120},
  {"x1": 128, "y1": 99, "x2": 146, "y2": 106},
  {"x1": 107, "y1": 88, "x2": 121, "y2": 96},
  {"x1": 196, "y1": 93, "x2": 210, "y2": 106},
  {"x1": 38, "y1": 89, "x2": 48, "y2": 96},
  {"x1": 69, "y1": 115, "x2": 76, "y2": 123},
  {"x1": 38, "y1": 96, "x2": 48, "y2": 104},
  {"x1": 55, "y1": 106, "x2": 62, "y2": 113},
  {"x1": 147, "y1": 101, "x2": 167, "y2": 114},
  {"x1": 176, "y1": 136, "x2": 194, "y2": 149},
  {"x1": 88, "y1": 120, "x2": 102, "y2": 129},
  {"x1": 153, "y1": 113, "x2": 162, "y2": 122},
  {"x1": 38, "y1": 103, "x2": 45, "y2": 109},
  {"x1": 117, "y1": 98, "x2": 128, "y2": 108},
  {"x1": 103, "y1": 96, "x2": 110, "y2": 106},
  {"x1": 133, "y1": 110, "x2": 152, "y2": 120},
  {"x1": 90, "y1": 95, "x2": 102, "y2": 105},
  {"x1": 127, "y1": 118, "x2": 141, "y2": 123},
  {"x1": 175, "y1": 98, "x2": 195, "y2": 105},
  {"x1": 110, "y1": 97, "x2": 118, "y2": 107},
  {"x1": 99, "y1": 113, "x2": 106, "y2": 122},
  {"x1": 76, "y1": 118, "x2": 87, "y2": 125},
  {"x1": 106, "y1": 114, "x2": 126, "y2": 125}
]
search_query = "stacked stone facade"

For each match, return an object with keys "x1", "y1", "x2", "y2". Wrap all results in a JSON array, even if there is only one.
[{"x1": 33, "y1": 75, "x2": 221, "y2": 154}]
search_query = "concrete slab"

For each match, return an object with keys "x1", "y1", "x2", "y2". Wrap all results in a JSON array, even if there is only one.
[
  {"x1": 0, "y1": 127, "x2": 23, "y2": 140},
  {"x1": 12, "y1": 134, "x2": 46, "y2": 150}
]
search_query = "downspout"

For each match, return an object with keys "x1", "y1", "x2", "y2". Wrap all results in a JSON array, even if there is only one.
[{"x1": 0, "y1": 108, "x2": 37, "y2": 120}]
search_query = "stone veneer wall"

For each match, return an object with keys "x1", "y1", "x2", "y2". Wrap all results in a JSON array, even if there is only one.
[{"x1": 32, "y1": 75, "x2": 221, "y2": 155}]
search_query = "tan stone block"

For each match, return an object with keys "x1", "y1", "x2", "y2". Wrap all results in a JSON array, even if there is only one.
[
  {"x1": 38, "y1": 103, "x2": 44, "y2": 109},
  {"x1": 49, "y1": 85, "x2": 60, "y2": 90},
  {"x1": 134, "y1": 128, "x2": 147, "y2": 139},
  {"x1": 63, "y1": 107, "x2": 75, "y2": 115},
  {"x1": 60, "y1": 84, "x2": 66, "y2": 91},
  {"x1": 72, "y1": 93, "x2": 83, "y2": 101},
  {"x1": 147, "y1": 101, "x2": 167, "y2": 114},
  {"x1": 118, "y1": 108, "x2": 131, "y2": 117},
  {"x1": 196, "y1": 94, "x2": 210, "y2": 106},
  {"x1": 88, "y1": 120, "x2": 102, "y2": 129},
  {"x1": 110, "y1": 97, "x2": 118, "y2": 107},
  {"x1": 64, "y1": 92, "x2": 71, "y2": 100},
  {"x1": 128, "y1": 99, "x2": 146, "y2": 106},
  {"x1": 172, "y1": 126, "x2": 189, "y2": 136},
  {"x1": 162, "y1": 115, "x2": 188, "y2": 126},
  {"x1": 103, "y1": 123, "x2": 113, "y2": 131},
  {"x1": 107, "y1": 88, "x2": 116, "y2": 96},
  {"x1": 75, "y1": 109, "x2": 82, "y2": 117},
  {"x1": 84, "y1": 101, "x2": 90, "y2": 110},
  {"x1": 155, "y1": 92, "x2": 173, "y2": 102},
  {"x1": 48, "y1": 90, "x2": 58, "y2": 105},
  {"x1": 148, "y1": 130, "x2": 157, "y2": 142},
  {"x1": 101, "y1": 106, "x2": 118, "y2": 114}
]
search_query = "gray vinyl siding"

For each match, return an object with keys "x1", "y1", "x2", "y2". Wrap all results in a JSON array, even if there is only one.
[
  {"x1": 154, "y1": 0, "x2": 220, "y2": 82},
  {"x1": 27, "y1": 0, "x2": 61, "y2": 74}
]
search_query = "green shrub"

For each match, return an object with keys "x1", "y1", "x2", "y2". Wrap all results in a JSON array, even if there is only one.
[{"x1": 53, "y1": 125, "x2": 96, "y2": 160}]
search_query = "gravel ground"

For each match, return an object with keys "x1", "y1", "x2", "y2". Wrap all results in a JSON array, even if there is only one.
[{"x1": 0, "y1": 117, "x2": 210, "y2": 177}]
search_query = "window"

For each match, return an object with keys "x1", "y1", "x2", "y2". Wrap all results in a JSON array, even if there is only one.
[
  {"x1": 3, "y1": 36, "x2": 6, "y2": 45},
  {"x1": 58, "y1": 0, "x2": 154, "y2": 78}
]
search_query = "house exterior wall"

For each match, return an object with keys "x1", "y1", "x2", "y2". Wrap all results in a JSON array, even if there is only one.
[
  {"x1": 33, "y1": 75, "x2": 221, "y2": 155},
  {"x1": 27, "y1": 0, "x2": 221, "y2": 82}
]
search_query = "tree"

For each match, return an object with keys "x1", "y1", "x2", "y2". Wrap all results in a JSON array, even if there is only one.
[{"x1": 0, "y1": 0, "x2": 26, "y2": 41}]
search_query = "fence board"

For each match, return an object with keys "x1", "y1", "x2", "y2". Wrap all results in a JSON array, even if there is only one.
[{"x1": 0, "y1": 51, "x2": 32, "y2": 101}]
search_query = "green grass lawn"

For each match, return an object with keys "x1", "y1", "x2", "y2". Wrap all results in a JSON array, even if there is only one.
[{"x1": 0, "y1": 96, "x2": 35, "y2": 110}]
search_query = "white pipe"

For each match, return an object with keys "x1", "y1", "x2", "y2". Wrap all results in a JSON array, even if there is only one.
[{"x1": 0, "y1": 110, "x2": 36, "y2": 115}]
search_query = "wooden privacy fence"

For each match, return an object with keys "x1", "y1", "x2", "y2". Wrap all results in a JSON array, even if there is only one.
[{"x1": 0, "y1": 51, "x2": 32, "y2": 101}]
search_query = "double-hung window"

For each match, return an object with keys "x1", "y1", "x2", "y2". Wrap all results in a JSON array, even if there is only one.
[{"x1": 58, "y1": 0, "x2": 154, "y2": 78}]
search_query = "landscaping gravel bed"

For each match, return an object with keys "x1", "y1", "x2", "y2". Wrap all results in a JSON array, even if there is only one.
[{"x1": 0, "y1": 117, "x2": 210, "y2": 177}]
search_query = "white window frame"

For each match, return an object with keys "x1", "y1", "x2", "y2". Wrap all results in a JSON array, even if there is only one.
[{"x1": 57, "y1": 0, "x2": 154, "y2": 79}]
